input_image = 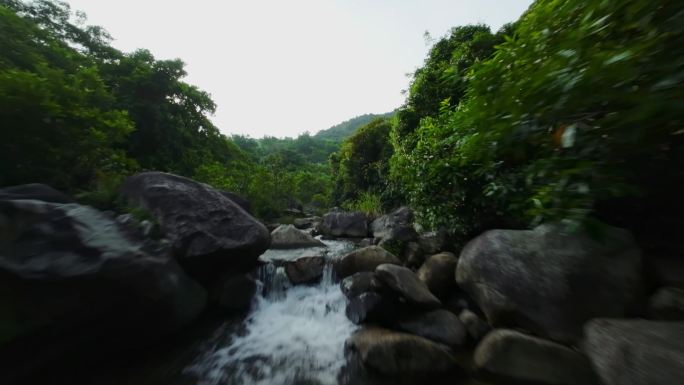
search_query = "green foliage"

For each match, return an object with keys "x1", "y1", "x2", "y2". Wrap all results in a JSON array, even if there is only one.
[
  {"x1": 393, "y1": 25, "x2": 505, "y2": 152},
  {"x1": 342, "y1": 191, "x2": 382, "y2": 217},
  {"x1": 0, "y1": 0, "x2": 240, "y2": 192},
  {"x1": 0, "y1": 5, "x2": 136, "y2": 190},
  {"x1": 392, "y1": 0, "x2": 684, "y2": 243},
  {"x1": 314, "y1": 112, "x2": 395, "y2": 142},
  {"x1": 331, "y1": 118, "x2": 394, "y2": 207}
]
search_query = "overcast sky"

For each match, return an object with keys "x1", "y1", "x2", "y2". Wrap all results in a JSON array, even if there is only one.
[{"x1": 64, "y1": 0, "x2": 532, "y2": 138}]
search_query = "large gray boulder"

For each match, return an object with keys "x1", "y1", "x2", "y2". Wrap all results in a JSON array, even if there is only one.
[
  {"x1": 293, "y1": 216, "x2": 320, "y2": 230},
  {"x1": 417, "y1": 252, "x2": 459, "y2": 299},
  {"x1": 0, "y1": 199, "x2": 207, "y2": 381},
  {"x1": 475, "y1": 329, "x2": 597, "y2": 385},
  {"x1": 284, "y1": 255, "x2": 325, "y2": 284},
  {"x1": 370, "y1": 207, "x2": 417, "y2": 247},
  {"x1": 376, "y1": 264, "x2": 441, "y2": 309},
  {"x1": 417, "y1": 230, "x2": 448, "y2": 256},
  {"x1": 334, "y1": 246, "x2": 400, "y2": 278},
  {"x1": 340, "y1": 272, "x2": 383, "y2": 299},
  {"x1": 345, "y1": 292, "x2": 405, "y2": 325},
  {"x1": 347, "y1": 327, "x2": 458, "y2": 375},
  {"x1": 648, "y1": 287, "x2": 684, "y2": 320},
  {"x1": 456, "y1": 223, "x2": 643, "y2": 342},
  {"x1": 0, "y1": 183, "x2": 74, "y2": 203},
  {"x1": 459, "y1": 309, "x2": 491, "y2": 343},
  {"x1": 213, "y1": 273, "x2": 256, "y2": 311},
  {"x1": 583, "y1": 319, "x2": 684, "y2": 385},
  {"x1": 119, "y1": 172, "x2": 271, "y2": 282},
  {"x1": 395, "y1": 310, "x2": 467, "y2": 347},
  {"x1": 646, "y1": 255, "x2": 684, "y2": 289},
  {"x1": 318, "y1": 210, "x2": 368, "y2": 238},
  {"x1": 270, "y1": 224, "x2": 325, "y2": 249},
  {"x1": 219, "y1": 191, "x2": 251, "y2": 214}
]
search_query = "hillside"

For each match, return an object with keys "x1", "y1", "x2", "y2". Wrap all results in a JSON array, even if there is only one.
[{"x1": 313, "y1": 111, "x2": 395, "y2": 142}]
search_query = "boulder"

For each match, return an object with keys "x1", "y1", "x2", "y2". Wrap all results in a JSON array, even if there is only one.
[
  {"x1": 370, "y1": 207, "x2": 418, "y2": 253},
  {"x1": 456, "y1": 223, "x2": 643, "y2": 342},
  {"x1": 475, "y1": 329, "x2": 597, "y2": 385},
  {"x1": 583, "y1": 319, "x2": 684, "y2": 385},
  {"x1": 270, "y1": 224, "x2": 325, "y2": 249},
  {"x1": 376, "y1": 264, "x2": 441, "y2": 309},
  {"x1": 417, "y1": 230, "x2": 448, "y2": 256},
  {"x1": 0, "y1": 199, "x2": 207, "y2": 381},
  {"x1": 0, "y1": 183, "x2": 74, "y2": 203},
  {"x1": 219, "y1": 191, "x2": 251, "y2": 214},
  {"x1": 403, "y1": 241, "x2": 424, "y2": 268},
  {"x1": 648, "y1": 287, "x2": 684, "y2": 320},
  {"x1": 395, "y1": 310, "x2": 467, "y2": 347},
  {"x1": 318, "y1": 210, "x2": 368, "y2": 238},
  {"x1": 646, "y1": 255, "x2": 684, "y2": 289},
  {"x1": 293, "y1": 217, "x2": 320, "y2": 230},
  {"x1": 340, "y1": 272, "x2": 383, "y2": 299},
  {"x1": 346, "y1": 292, "x2": 404, "y2": 325},
  {"x1": 459, "y1": 309, "x2": 491, "y2": 343},
  {"x1": 213, "y1": 273, "x2": 257, "y2": 311},
  {"x1": 284, "y1": 256, "x2": 326, "y2": 284},
  {"x1": 417, "y1": 252, "x2": 458, "y2": 299},
  {"x1": 358, "y1": 238, "x2": 374, "y2": 247},
  {"x1": 334, "y1": 246, "x2": 400, "y2": 278},
  {"x1": 119, "y1": 172, "x2": 271, "y2": 282},
  {"x1": 347, "y1": 327, "x2": 458, "y2": 375}
]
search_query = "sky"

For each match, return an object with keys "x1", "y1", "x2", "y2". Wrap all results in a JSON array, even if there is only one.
[{"x1": 64, "y1": 0, "x2": 533, "y2": 138}]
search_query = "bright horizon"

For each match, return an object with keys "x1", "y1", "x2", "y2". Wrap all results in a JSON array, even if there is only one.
[{"x1": 64, "y1": 0, "x2": 533, "y2": 138}]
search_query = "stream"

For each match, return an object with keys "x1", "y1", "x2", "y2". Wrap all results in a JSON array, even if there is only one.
[{"x1": 185, "y1": 238, "x2": 359, "y2": 385}]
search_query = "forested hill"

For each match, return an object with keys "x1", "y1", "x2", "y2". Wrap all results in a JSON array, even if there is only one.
[
  {"x1": 2, "y1": 0, "x2": 683, "y2": 252},
  {"x1": 313, "y1": 111, "x2": 395, "y2": 142}
]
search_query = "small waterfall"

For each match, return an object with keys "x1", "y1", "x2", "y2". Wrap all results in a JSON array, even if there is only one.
[{"x1": 186, "y1": 238, "x2": 357, "y2": 385}]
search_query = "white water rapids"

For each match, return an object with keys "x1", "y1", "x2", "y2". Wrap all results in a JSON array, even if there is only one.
[{"x1": 186, "y1": 238, "x2": 358, "y2": 385}]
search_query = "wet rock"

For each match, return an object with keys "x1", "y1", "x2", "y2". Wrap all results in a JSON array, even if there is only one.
[
  {"x1": 293, "y1": 216, "x2": 320, "y2": 230},
  {"x1": 403, "y1": 241, "x2": 424, "y2": 269},
  {"x1": 584, "y1": 319, "x2": 684, "y2": 385},
  {"x1": 459, "y1": 309, "x2": 491, "y2": 343},
  {"x1": 318, "y1": 209, "x2": 368, "y2": 238},
  {"x1": 219, "y1": 190, "x2": 251, "y2": 214},
  {"x1": 214, "y1": 273, "x2": 257, "y2": 311},
  {"x1": 341, "y1": 272, "x2": 383, "y2": 299},
  {"x1": 475, "y1": 329, "x2": 597, "y2": 385},
  {"x1": 284, "y1": 255, "x2": 326, "y2": 284},
  {"x1": 270, "y1": 224, "x2": 325, "y2": 249},
  {"x1": 395, "y1": 310, "x2": 467, "y2": 347},
  {"x1": 347, "y1": 327, "x2": 458, "y2": 375},
  {"x1": 417, "y1": 230, "x2": 448, "y2": 256},
  {"x1": 334, "y1": 246, "x2": 401, "y2": 278},
  {"x1": 456, "y1": 223, "x2": 643, "y2": 342},
  {"x1": 0, "y1": 199, "x2": 207, "y2": 381},
  {"x1": 0, "y1": 183, "x2": 74, "y2": 203},
  {"x1": 376, "y1": 264, "x2": 441, "y2": 309},
  {"x1": 370, "y1": 207, "x2": 417, "y2": 253},
  {"x1": 119, "y1": 172, "x2": 271, "y2": 283},
  {"x1": 358, "y1": 238, "x2": 374, "y2": 247},
  {"x1": 646, "y1": 255, "x2": 684, "y2": 289},
  {"x1": 417, "y1": 252, "x2": 458, "y2": 299},
  {"x1": 346, "y1": 292, "x2": 403, "y2": 324},
  {"x1": 648, "y1": 287, "x2": 684, "y2": 320}
]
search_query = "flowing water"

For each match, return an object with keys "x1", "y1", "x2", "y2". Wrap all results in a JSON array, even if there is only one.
[{"x1": 185, "y1": 238, "x2": 358, "y2": 385}]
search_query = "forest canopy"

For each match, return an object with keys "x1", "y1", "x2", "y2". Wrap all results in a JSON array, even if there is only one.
[{"x1": 2, "y1": 0, "x2": 683, "y2": 250}]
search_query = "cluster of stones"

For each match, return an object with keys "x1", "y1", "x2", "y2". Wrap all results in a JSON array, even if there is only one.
[
  {"x1": 330, "y1": 207, "x2": 684, "y2": 385},
  {"x1": 0, "y1": 174, "x2": 272, "y2": 383}
]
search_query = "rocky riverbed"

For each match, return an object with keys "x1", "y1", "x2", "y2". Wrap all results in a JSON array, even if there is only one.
[{"x1": 1, "y1": 173, "x2": 683, "y2": 385}]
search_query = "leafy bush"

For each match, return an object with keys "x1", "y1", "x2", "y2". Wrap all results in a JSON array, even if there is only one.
[
  {"x1": 392, "y1": 0, "x2": 684, "y2": 245},
  {"x1": 331, "y1": 118, "x2": 394, "y2": 206},
  {"x1": 342, "y1": 191, "x2": 382, "y2": 217}
]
